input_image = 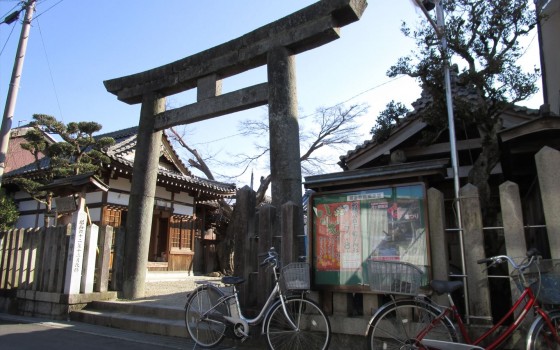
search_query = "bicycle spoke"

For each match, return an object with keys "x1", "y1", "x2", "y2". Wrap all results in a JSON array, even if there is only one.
[
  {"x1": 368, "y1": 300, "x2": 456, "y2": 350},
  {"x1": 185, "y1": 286, "x2": 227, "y2": 348},
  {"x1": 266, "y1": 298, "x2": 330, "y2": 350}
]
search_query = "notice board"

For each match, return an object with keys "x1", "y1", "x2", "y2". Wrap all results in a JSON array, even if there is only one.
[{"x1": 310, "y1": 183, "x2": 429, "y2": 289}]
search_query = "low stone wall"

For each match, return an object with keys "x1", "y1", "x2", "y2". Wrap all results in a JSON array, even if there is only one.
[{"x1": 16, "y1": 290, "x2": 117, "y2": 320}]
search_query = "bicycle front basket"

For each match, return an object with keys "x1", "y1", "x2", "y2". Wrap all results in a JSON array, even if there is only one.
[
  {"x1": 512, "y1": 259, "x2": 560, "y2": 305},
  {"x1": 281, "y1": 262, "x2": 310, "y2": 291},
  {"x1": 367, "y1": 260, "x2": 424, "y2": 296}
]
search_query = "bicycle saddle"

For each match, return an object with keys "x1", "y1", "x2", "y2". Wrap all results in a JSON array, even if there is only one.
[
  {"x1": 430, "y1": 280, "x2": 463, "y2": 295},
  {"x1": 222, "y1": 276, "x2": 245, "y2": 285}
]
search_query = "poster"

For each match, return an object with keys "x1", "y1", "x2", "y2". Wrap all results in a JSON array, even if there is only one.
[
  {"x1": 369, "y1": 199, "x2": 426, "y2": 266},
  {"x1": 314, "y1": 201, "x2": 362, "y2": 271},
  {"x1": 311, "y1": 184, "x2": 429, "y2": 288}
]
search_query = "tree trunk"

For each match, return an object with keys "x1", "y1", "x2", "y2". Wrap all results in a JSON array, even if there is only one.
[{"x1": 468, "y1": 119, "x2": 502, "y2": 226}]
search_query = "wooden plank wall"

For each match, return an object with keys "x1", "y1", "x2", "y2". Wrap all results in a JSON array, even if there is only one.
[{"x1": 0, "y1": 225, "x2": 113, "y2": 294}]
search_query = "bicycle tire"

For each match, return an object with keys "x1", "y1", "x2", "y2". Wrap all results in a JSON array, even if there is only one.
[
  {"x1": 367, "y1": 298, "x2": 458, "y2": 350},
  {"x1": 527, "y1": 309, "x2": 560, "y2": 350},
  {"x1": 265, "y1": 296, "x2": 331, "y2": 350},
  {"x1": 184, "y1": 285, "x2": 228, "y2": 348}
]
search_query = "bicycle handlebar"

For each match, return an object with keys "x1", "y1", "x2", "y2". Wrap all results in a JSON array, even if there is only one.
[
  {"x1": 259, "y1": 247, "x2": 280, "y2": 268},
  {"x1": 476, "y1": 249, "x2": 541, "y2": 271}
]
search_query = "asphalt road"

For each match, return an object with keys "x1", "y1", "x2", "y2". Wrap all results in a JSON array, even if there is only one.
[
  {"x1": 0, "y1": 314, "x2": 201, "y2": 350},
  {"x1": 0, "y1": 313, "x2": 263, "y2": 350}
]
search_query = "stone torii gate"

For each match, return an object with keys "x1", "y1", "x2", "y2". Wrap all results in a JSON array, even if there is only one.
[{"x1": 104, "y1": 0, "x2": 367, "y2": 299}]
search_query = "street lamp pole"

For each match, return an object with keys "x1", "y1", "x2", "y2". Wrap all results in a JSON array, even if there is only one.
[{"x1": 415, "y1": 0, "x2": 469, "y2": 320}]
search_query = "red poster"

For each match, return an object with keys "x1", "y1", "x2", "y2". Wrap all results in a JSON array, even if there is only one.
[{"x1": 315, "y1": 202, "x2": 361, "y2": 271}]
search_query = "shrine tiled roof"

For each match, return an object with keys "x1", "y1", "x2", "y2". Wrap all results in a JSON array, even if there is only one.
[
  {"x1": 5, "y1": 126, "x2": 236, "y2": 199},
  {"x1": 338, "y1": 82, "x2": 541, "y2": 170},
  {"x1": 99, "y1": 127, "x2": 236, "y2": 197}
]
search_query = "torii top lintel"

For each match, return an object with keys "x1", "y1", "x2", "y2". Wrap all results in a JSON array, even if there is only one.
[{"x1": 103, "y1": 0, "x2": 367, "y2": 105}]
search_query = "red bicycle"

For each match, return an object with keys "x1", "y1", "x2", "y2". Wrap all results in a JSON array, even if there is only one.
[{"x1": 366, "y1": 249, "x2": 560, "y2": 349}]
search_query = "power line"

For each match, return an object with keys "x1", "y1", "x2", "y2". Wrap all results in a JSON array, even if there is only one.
[
  {"x1": 0, "y1": 18, "x2": 16, "y2": 56},
  {"x1": 36, "y1": 16, "x2": 63, "y2": 119},
  {"x1": 300, "y1": 75, "x2": 405, "y2": 119},
  {"x1": 193, "y1": 76, "x2": 406, "y2": 146},
  {"x1": 0, "y1": 1, "x2": 28, "y2": 58},
  {"x1": 32, "y1": 0, "x2": 64, "y2": 22},
  {"x1": 0, "y1": 3, "x2": 20, "y2": 21}
]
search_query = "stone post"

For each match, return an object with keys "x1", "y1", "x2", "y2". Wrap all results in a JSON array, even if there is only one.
[
  {"x1": 267, "y1": 46, "x2": 304, "y2": 238},
  {"x1": 460, "y1": 184, "x2": 491, "y2": 320},
  {"x1": 499, "y1": 181, "x2": 526, "y2": 260},
  {"x1": 64, "y1": 195, "x2": 88, "y2": 295},
  {"x1": 535, "y1": 146, "x2": 560, "y2": 259},
  {"x1": 258, "y1": 204, "x2": 275, "y2": 307},
  {"x1": 499, "y1": 181, "x2": 526, "y2": 315},
  {"x1": 122, "y1": 93, "x2": 165, "y2": 299},
  {"x1": 111, "y1": 226, "x2": 125, "y2": 292},
  {"x1": 80, "y1": 224, "x2": 99, "y2": 293},
  {"x1": 232, "y1": 186, "x2": 256, "y2": 307},
  {"x1": 95, "y1": 225, "x2": 113, "y2": 292},
  {"x1": 427, "y1": 188, "x2": 449, "y2": 305},
  {"x1": 281, "y1": 201, "x2": 300, "y2": 265}
]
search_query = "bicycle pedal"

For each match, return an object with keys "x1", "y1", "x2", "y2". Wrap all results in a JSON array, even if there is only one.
[{"x1": 238, "y1": 330, "x2": 249, "y2": 338}]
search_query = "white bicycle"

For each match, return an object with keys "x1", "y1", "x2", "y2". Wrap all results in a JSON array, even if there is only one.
[{"x1": 184, "y1": 247, "x2": 331, "y2": 349}]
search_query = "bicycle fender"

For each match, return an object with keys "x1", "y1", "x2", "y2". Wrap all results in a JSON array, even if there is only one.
[
  {"x1": 365, "y1": 300, "x2": 401, "y2": 336},
  {"x1": 261, "y1": 298, "x2": 284, "y2": 335},
  {"x1": 526, "y1": 309, "x2": 560, "y2": 349},
  {"x1": 365, "y1": 298, "x2": 443, "y2": 336}
]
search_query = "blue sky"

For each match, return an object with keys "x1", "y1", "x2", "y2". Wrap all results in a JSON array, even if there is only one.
[{"x1": 0, "y1": 0, "x2": 543, "y2": 186}]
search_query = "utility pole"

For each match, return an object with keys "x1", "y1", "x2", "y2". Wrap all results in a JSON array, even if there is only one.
[{"x1": 0, "y1": 0, "x2": 36, "y2": 188}]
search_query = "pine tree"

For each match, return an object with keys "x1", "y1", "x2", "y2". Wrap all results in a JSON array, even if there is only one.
[{"x1": 14, "y1": 114, "x2": 115, "y2": 226}]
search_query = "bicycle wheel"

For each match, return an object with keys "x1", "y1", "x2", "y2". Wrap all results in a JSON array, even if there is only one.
[
  {"x1": 265, "y1": 296, "x2": 331, "y2": 350},
  {"x1": 367, "y1": 298, "x2": 457, "y2": 350},
  {"x1": 184, "y1": 285, "x2": 228, "y2": 348},
  {"x1": 527, "y1": 310, "x2": 560, "y2": 350}
]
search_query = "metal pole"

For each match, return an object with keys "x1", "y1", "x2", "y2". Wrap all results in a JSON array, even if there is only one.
[
  {"x1": 433, "y1": 0, "x2": 469, "y2": 321},
  {"x1": 415, "y1": 0, "x2": 469, "y2": 320},
  {"x1": 0, "y1": 0, "x2": 36, "y2": 188}
]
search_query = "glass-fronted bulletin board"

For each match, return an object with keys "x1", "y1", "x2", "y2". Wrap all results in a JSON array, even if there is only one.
[{"x1": 310, "y1": 183, "x2": 429, "y2": 290}]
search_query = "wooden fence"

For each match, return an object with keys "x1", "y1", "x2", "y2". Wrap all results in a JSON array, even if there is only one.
[{"x1": 0, "y1": 224, "x2": 113, "y2": 295}]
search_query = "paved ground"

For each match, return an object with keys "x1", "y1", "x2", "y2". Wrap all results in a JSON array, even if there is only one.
[
  {"x1": 0, "y1": 272, "x2": 267, "y2": 349},
  {"x1": 0, "y1": 313, "x2": 260, "y2": 350},
  {"x1": 127, "y1": 272, "x2": 220, "y2": 307},
  {"x1": 0, "y1": 314, "x2": 194, "y2": 350}
]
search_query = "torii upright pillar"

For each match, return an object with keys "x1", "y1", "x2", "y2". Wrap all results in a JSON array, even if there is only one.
[
  {"x1": 267, "y1": 47, "x2": 304, "y2": 249},
  {"x1": 122, "y1": 93, "x2": 165, "y2": 299}
]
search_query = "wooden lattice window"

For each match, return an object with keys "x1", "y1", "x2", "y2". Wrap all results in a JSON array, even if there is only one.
[
  {"x1": 170, "y1": 216, "x2": 194, "y2": 250},
  {"x1": 102, "y1": 207, "x2": 122, "y2": 228}
]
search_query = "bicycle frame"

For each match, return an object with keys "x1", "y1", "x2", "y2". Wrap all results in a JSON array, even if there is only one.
[
  {"x1": 194, "y1": 265, "x2": 301, "y2": 337},
  {"x1": 419, "y1": 282, "x2": 558, "y2": 349}
]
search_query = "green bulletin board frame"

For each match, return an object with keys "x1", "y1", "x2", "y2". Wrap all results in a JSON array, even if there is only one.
[{"x1": 310, "y1": 183, "x2": 429, "y2": 290}]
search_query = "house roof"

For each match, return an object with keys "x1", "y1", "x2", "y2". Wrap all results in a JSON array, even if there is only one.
[
  {"x1": 4, "y1": 126, "x2": 56, "y2": 174},
  {"x1": 4, "y1": 126, "x2": 236, "y2": 200},
  {"x1": 99, "y1": 127, "x2": 236, "y2": 199},
  {"x1": 339, "y1": 87, "x2": 542, "y2": 171},
  {"x1": 305, "y1": 158, "x2": 449, "y2": 191},
  {"x1": 38, "y1": 172, "x2": 109, "y2": 195}
]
